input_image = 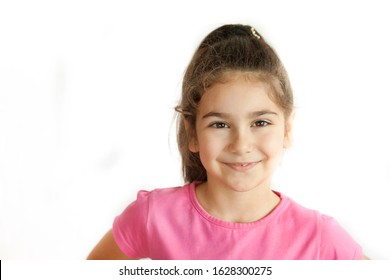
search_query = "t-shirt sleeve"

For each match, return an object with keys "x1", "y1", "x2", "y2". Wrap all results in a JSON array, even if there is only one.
[
  {"x1": 319, "y1": 215, "x2": 363, "y2": 260},
  {"x1": 112, "y1": 190, "x2": 150, "y2": 259}
]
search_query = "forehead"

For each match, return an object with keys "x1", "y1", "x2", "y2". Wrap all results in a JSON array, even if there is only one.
[{"x1": 198, "y1": 75, "x2": 283, "y2": 116}]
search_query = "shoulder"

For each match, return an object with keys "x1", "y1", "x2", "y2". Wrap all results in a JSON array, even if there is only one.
[
  {"x1": 135, "y1": 182, "x2": 192, "y2": 207},
  {"x1": 112, "y1": 182, "x2": 194, "y2": 258},
  {"x1": 279, "y1": 193, "x2": 362, "y2": 259},
  {"x1": 277, "y1": 193, "x2": 320, "y2": 226},
  {"x1": 116, "y1": 182, "x2": 193, "y2": 221},
  {"x1": 318, "y1": 214, "x2": 362, "y2": 259}
]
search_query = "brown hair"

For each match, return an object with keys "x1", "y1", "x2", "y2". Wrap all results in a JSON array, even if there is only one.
[{"x1": 175, "y1": 24, "x2": 294, "y2": 183}]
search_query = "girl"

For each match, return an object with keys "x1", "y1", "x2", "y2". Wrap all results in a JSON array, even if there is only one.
[{"x1": 87, "y1": 24, "x2": 366, "y2": 260}]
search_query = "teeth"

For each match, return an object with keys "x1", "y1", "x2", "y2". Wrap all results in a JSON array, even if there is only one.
[
  {"x1": 235, "y1": 163, "x2": 250, "y2": 167},
  {"x1": 227, "y1": 162, "x2": 255, "y2": 168}
]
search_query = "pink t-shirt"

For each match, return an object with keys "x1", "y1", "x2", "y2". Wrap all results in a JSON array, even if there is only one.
[{"x1": 113, "y1": 182, "x2": 362, "y2": 259}]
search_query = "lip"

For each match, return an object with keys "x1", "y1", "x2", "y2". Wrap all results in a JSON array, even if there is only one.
[{"x1": 223, "y1": 161, "x2": 261, "y2": 172}]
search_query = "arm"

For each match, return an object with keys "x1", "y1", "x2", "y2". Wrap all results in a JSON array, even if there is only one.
[{"x1": 87, "y1": 230, "x2": 136, "y2": 260}]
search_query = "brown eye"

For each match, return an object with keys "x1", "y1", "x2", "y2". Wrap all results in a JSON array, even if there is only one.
[
  {"x1": 210, "y1": 122, "x2": 229, "y2": 129},
  {"x1": 253, "y1": 120, "x2": 270, "y2": 127}
]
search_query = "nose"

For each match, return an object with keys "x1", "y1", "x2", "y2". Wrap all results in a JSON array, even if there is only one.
[{"x1": 228, "y1": 127, "x2": 254, "y2": 155}]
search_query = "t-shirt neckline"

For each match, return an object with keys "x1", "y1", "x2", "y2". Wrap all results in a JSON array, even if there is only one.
[{"x1": 188, "y1": 181, "x2": 287, "y2": 229}]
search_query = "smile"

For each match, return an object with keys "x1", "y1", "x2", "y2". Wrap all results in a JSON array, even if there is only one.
[{"x1": 223, "y1": 161, "x2": 260, "y2": 172}]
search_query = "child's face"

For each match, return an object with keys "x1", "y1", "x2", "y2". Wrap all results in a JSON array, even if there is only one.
[{"x1": 189, "y1": 75, "x2": 292, "y2": 193}]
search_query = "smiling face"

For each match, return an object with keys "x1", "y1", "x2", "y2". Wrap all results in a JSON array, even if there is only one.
[{"x1": 188, "y1": 73, "x2": 293, "y2": 193}]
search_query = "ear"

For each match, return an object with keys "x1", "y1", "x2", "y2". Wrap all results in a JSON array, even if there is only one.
[
  {"x1": 283, "y1": 110, "x2": 295, "y2": 149},
  {"x1": 184, "y1": 119, "x2": 199, "y2": 153}
]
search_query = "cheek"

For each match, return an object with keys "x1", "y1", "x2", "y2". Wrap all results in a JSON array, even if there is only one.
[
  {"x1": 198, "y1": 133, "x2": 221, "y2": 155},
  {"x1": 197, "y1": 141, "x2": 215, "y2": 171},
  {"x1": 196, "y1": 132, "x2": 229, "y2": 169},
  {"x1": 258, "y1": 130, "x2": 285, "y2": 156}
]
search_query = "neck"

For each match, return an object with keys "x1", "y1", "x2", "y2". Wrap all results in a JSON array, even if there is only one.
[{"x1": 195, "y1": 181, "x2": 280, "y2": 223}]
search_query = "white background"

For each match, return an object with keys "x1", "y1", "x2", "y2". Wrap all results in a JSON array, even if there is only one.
[{"x1": 0, "y1": 0, "x2": 389, "y2": 259}]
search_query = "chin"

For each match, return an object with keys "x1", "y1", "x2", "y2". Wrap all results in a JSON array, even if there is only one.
[
  {"x1": 224, "y1": 180, "x2": 264, "y2": 193},
  {"x1": 226, "y1": 177, "x2": 268, "y2": 193}
]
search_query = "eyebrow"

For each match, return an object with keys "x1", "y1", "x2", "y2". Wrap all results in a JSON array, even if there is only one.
[{"x1": 202, "y1": 110, "x2": 279, "y2": 119}]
